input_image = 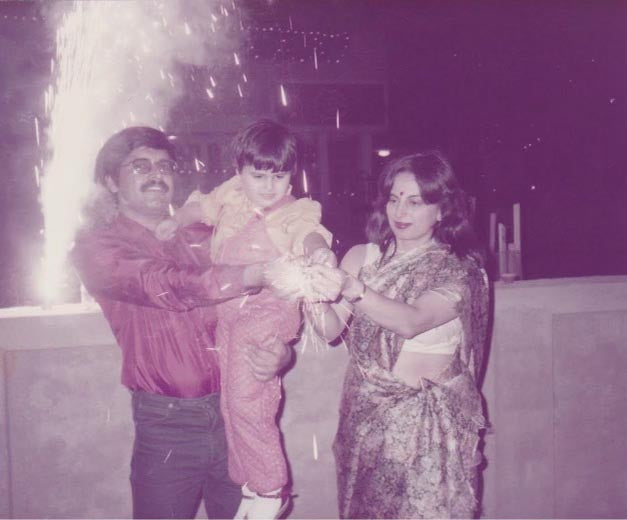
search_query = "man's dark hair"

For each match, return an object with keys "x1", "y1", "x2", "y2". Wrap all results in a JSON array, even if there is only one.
[
  {"x1": 231, "y1": 119, "x2": 299, "y2": 174},
  {"x1": 94, "y1": 126, "x2": 176, "y2": 186}
]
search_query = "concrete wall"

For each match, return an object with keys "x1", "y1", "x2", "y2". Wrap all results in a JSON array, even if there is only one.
[
  {"x1": 1, "y1": 276, "x2": 626, "y2": 518},
  {"x1": 481, "y1": 276, "x2": 627, "y2": 519}
]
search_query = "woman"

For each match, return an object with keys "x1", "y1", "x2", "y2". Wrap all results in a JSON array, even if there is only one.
[{"x1": 310, "y1": 151, "x2": 489, "y2": 518}]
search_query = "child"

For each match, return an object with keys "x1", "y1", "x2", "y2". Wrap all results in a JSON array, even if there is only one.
[{"x1": 156, "y1": 120, "x2": 334, "y2": 519}]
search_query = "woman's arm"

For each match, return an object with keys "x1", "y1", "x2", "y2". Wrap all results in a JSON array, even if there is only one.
[
  {"x1": 308, "y1": 244, "x2": 367, "y2": 341},
  {"x1": 311, "y1": 245, "x2": 461, "y2": 341},
  {"x1": 344, "y1": 275, "x2": 459, "y2": 339}
]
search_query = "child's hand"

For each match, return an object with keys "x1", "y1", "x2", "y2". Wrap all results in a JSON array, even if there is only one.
[
  {"x1": 155, "y1": 217, "x2": 179, "y2": 241},
  {"x1": 309, "y1": 247, "x2": 338, "y2": 268}
]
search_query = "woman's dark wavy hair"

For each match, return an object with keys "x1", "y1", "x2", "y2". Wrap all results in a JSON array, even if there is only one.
[
  {"x1": 231, "y1": 119, "x2": 298, "y2": 174},
  {"x1": 94, "y1": 126, "x2": 176, "y2": 186},
  {"x1": 366, "y1": 151, "x2": 484, "y2": 265}
]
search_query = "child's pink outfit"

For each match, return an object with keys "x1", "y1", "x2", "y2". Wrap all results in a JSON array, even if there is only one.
[{"x1": 187, "y1": 176, "x2": 331, "y2": 493}]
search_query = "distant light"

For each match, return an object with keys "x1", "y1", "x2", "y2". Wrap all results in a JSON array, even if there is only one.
[
  {"x1": 376, "y1": 149, "x2": 391, "y2": 158},
  {"x1": 530, "y1": 185, "x2": 536, "y2": 190}
]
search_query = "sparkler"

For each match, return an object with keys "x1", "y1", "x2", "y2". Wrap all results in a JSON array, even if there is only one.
[
  {"x1": 194, "y1": 157, "x2": 205, "y2": 171},
  {"x1": 163, "y1": 449, "x2": 173, "y2": 463},
  {"x1": 312, "y1": 433, "x2": 319, "y2": 460},
  {"x1": 280, "y1": 84, "x2": 288, "y2": 106},
  {"x1": 264, "y1": 256, "x2": 317, "y2": 303},
  {"x1": 34, "y1": 117, "x2": 40, "y2": 146},
  {"x1": 302, "y1": 169, "x2": 309, "y2": 194}
]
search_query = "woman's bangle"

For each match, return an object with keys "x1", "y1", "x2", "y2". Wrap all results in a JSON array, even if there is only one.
[{"x1": 344, "y1": 280, "x2": 367, "y2": 304}]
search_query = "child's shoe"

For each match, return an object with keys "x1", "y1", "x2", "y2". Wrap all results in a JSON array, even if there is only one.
[
  {"x1": 233, "y1": 483, "x2": 255, "y2": 519},
  {"x1": 247, "y1": 487, "x2": 289, "y2": 519}
]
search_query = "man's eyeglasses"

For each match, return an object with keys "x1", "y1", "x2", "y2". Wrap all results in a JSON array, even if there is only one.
[{"x1": 120, "y1": 158, "x2": 178, "y2": 176}]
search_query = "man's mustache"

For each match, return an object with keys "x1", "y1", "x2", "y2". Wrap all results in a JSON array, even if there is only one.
[{"x1": 140, "y1": 180, "x2": 170, "y2": 193}]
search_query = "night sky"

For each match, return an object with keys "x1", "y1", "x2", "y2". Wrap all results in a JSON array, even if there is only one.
[
  {"x1": 380, "y1": 0, "x2": 627, "y2": 279},
  {"x1": 1, "y1": 0, "x2": 626, "y2": 307}
]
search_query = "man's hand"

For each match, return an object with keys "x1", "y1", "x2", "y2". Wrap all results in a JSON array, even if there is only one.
[
  {"x1": 242, "y1": 262, "x2": 266, "y2": 291},
  {"x1": 244, "y1": 335, "x2": 293, "y2": 382},
  {"x1": 155, "y1": 217, "x2": 179, "y2": 241}
]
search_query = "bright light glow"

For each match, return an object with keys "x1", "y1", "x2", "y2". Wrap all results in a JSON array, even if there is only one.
[
  {"x1": 206, "y1": 87, "x2": 214, "y2": 99},
  {"x1": 336, "y1": 108, "x2": 340, "y2": 129},
  {"x1": 280, "y1": 84, "x2": 288, "y2": 106},
  {"x1": 376, "y1": 148, "x2": 391, "y2": 158},
  {"x1": 39, "y1": 0, "x2": 238, "y2": 303},
  {"x1": 313, "y1": 47, "x2": 318, "y2": 70}
]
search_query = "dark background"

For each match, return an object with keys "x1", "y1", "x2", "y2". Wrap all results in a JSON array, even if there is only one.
[{"x1": 1, "y1": 0, "x2": 626, "y2": 307}]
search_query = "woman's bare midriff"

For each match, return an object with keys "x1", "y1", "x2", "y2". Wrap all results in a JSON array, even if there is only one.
[{"x1": 392, "y1": 350, "x2": 454, "y2": 387}]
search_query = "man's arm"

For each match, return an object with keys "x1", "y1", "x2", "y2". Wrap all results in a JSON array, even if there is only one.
[{"x1": 72, "y1": 230, "x2": 263, "y2": 311}]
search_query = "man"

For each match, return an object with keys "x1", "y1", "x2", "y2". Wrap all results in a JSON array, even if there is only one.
[{"x1": 72, "y1": 126, "x2": 292, "y2": 519}]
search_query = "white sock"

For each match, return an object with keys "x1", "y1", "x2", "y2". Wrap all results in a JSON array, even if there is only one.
[
  {"x1": 247, "y1": 487, "x2": 284, "y2": 520},
  {"x1": 233, "y1": 483, "x2": 255, "y2": 519}
]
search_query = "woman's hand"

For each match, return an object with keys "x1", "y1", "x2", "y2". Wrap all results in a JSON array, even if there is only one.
[{"x1": 306, "y1": 263, "x2": 345, "y2": 302}]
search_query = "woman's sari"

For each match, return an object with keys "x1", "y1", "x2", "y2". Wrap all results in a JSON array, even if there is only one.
[{"x1": 333, "y1": 242, "x2": 489, "y2": 519}]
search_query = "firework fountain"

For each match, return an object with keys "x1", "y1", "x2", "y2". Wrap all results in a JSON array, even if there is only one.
[{"x1": 39, "y1": 0, "x2": 240, "y2": 303}]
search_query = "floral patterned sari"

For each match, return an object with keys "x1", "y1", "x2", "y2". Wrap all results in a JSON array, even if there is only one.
[{"x1": 333, "y1": 242, "x2": 489, "y2": 519}]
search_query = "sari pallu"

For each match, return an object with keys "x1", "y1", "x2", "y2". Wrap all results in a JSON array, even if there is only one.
[{"x1": 333, "y1": 243, "x2": 489, "y2": 519}]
